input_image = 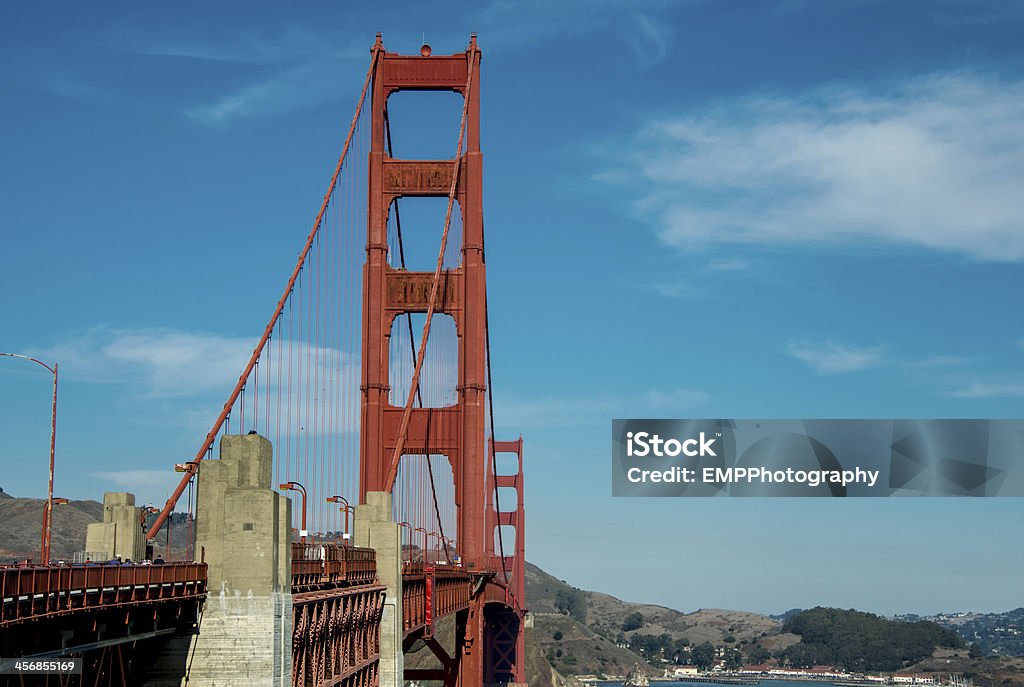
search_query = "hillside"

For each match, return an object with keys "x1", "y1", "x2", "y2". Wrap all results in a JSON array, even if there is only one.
[
  {"x1": 928, "y1": 608, "x2": 1024, "y2": 657},
  {"x1": 906, "y1": 648, "x2": 1024, "y2": 687},
  {"x1": 1, "y1": 489, "x2": 1014, "y2": 686},
  {"x1": 780, "y1": 607, "x2": 964, "y2": 671},
  {"x1": 0, "y1": 494, "x2": 103, "y2": 563},
  {"x1": 0, "y1": 492, "x2": 191, "y2": 563},
  {"x1": 526, "y1": 562, "x2": 791, "y2": 677}
]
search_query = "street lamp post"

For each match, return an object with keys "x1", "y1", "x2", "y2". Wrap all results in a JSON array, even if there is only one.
[
  {"x1": 397, "y1": 521, "x2": 413, "y2": 564},
  {"x1": 414, "y1": 526, "x2": 429, "y2": 564},
  {"x1": 1, "y1": 353, "x2": 58, "y2": 564},
  {"x1": 427, "y1": 530, "x2": 441, "y2": 564},
  {"x1": 279, "y1": 482, "x2": 308, "y2": 543},
  {"x1": 325, "y1": 495, "x2": 354, "y2": 540}
]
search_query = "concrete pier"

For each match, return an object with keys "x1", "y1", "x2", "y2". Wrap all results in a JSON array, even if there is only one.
[
  {"x1": 167, "y1": 433, "x2": 292, "y2": 687},
  {"x1": 84, "y1": 491, "x2": 146, "y2": 562},
  {"x1": 354, "y1": 491, "x2": 404, "y2": 687}
]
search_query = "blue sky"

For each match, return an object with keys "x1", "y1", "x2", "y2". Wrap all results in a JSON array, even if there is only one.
[{"x1": 2, "y1": 1, "x2": 1023, "y2": 615}]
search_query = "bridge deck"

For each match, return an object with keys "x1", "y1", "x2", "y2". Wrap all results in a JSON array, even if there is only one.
[{"x1": 0, "y1": 562, "x2": 207, "y2": 626}]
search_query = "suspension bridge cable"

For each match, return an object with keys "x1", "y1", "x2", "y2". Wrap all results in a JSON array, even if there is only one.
[
  {"x1": 147, "y1": 45, "x2": 381, "y2": 540},
  {"x1": 481, "y1": 223, "x2": 511, "y2": 585}
]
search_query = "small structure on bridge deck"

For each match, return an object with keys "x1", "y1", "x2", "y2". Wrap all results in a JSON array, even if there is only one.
[
  {"x1": 163, "y1": 433, "x2": 292, "y2": 687},
  {"x1": 84, "y1": 491, "x2": 146, "y2": 563}
]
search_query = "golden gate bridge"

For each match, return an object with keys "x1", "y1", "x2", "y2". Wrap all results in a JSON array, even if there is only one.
[{"x1": 0, "y1": 34, "x2": 527, "y2": 687}]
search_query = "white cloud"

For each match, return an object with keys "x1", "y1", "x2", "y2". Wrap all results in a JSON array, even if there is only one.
[
  {"x1": 948, "y1": 382, "x2": 1024, "y2": 399},
  {"x1": 651, "y1": 279, "x2": 703, "y2": 299},
  {"x1": 641, "y1": 389, "x2": 711, "y2": 409},
  {"x1": 495, "y1": 387, "x2": 708, "y2": 427},
  {"x1": 910, "y1": 354, "x2": 978, "y2": 368},
  {"x1": 128, "y1": 26, "x2": 360, "y2": 65},
  {"x1": 90, "y1": 469, "x2": 184, "y2": 507},
  {"x1": 184, "y1": 61, "x2": 346, "y2": 125},
  {"x1": 787, "y1": 340, "x2": 886, "y2": 374},
  {"x1": 624, "y1": 14, "x2": 673, "y2": 66},
  {"x1": 34, "y1": 326, "x2": 359, "y2": 401},
  {"x1": 35, "y1": 327, "x2": 255, "y2": 397},
  {"x1": 606, "y1": 71, "x2": 1024, "y2": 261},
  {"x1": 707, "y1": 258, "x2": 750, "y2": 272},
  {"x1": 158, "y1": 27, "x2": 367, "y2": 125},
  {"x1": 473, "y1": 0, "x2": 679, "y2": 63}
]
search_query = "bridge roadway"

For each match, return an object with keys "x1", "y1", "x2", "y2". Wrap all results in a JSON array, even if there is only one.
[{"x1": 0, "y1": 541, "x2": 515, "y2": 686}]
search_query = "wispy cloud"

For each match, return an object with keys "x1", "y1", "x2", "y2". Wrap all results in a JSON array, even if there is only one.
[
  {"x1": 931, "y1": 0, "x2": 1024, "y2": 25},
  {"x1": 707, "y1": 258, "x2": 750, "y2": 272},
  {"x1": 495, "y1": 387, "x2": 709, "y2": 427},
  {"x1": 32, "y1": 326, "x2": 361, "y2": 435},
  {"x1": 34, "y1": 327, "x2": 255, "y2": 397},
  {"x1": 90, "y1": 470, "x2": 183, "y2": 504},
  {"x1": 185, "y1": 62, "x2": 342, "y2": 125},
  {"x1": 787, "y1": 340, "x2": 886, "y2": 374},
  {"x1": 126, "y1": 26, "x2": 359, "y2": 65},
  {"x1": 12, "y1": 25, "x2": 368, "y2": 124},
  {"x1": 473, "y1": 0, "x2": 678, "y2": 65},
  {"x1": 144, "y1": 26, "x2": 368, "y2": 126},
  {"x1": 650, "y1": 279, "x2": 703, "y2": 299},
  {"x1": 910, "y1": 354, "x2": 978, "y2": 369},
  {"x1": 624, "y1": 13, "x2": 673, "y2": 66},
  {"x1": 947, "y1": 382, "x2": 1024, "y2": 399},
  {"x1": 641, "y1": 389, "x2": 710, "y2": 409},
  {"x1": 604, "y1": 71, "x2": 1024, "y2": 261}
]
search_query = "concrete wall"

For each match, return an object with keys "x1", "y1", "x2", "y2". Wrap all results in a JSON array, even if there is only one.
[
  {"x1": 162, "y1": 433, "x2": 292, "y2": 687},
  {"x1": 355, "y1": 491, "x2": 403, "y2": 687},
  {"x1": 84, "y1": 491, "x2": 145, "y2": 562}
]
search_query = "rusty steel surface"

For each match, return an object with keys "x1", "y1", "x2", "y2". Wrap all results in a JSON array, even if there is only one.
[
  {"x1": 292, "y1": 543, "x2": 377, "y2": 592},
  {"x1": 293, "y1": 583, "x2": 386, "y2": 687},
  {"x1": 485, "y1": 438, "x2": 527, "y2": 613},
  {"x1": 399, "y1": 564, "x2": 472, "y2": 636},
  {"x1": 360, "y1": 35, "x2": 530, "y2": 687},
  {"x1": 0, "y1": 562, "x2": 207, "y2": 626},
  {"x1": 359, "y1": 36, "x2": 489, "y2": 570}
]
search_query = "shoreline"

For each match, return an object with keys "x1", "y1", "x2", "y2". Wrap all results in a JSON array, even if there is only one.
[{"x1": 583, "y1": 678, "x2": 941, "y2": 686}]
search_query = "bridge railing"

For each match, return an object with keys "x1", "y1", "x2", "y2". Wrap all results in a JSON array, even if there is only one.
[
  {"x1": 0, "y1": 562, "x2": 207, "y2": 625},
  {"x1": 291, "y1": 542, "x2": 377, "y2": 590},
  {"x1": 399, "y1": 563, "x2": 473, "y2": 635}
]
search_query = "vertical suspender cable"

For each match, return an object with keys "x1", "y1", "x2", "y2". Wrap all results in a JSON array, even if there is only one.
[{"x1": 147, "y1": 46, "x2": 380, "y2": 540}]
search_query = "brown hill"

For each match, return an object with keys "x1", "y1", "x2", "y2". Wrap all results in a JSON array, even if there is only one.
[
  {"x1": 526, "y1": 561, "x2": 786, "y2": 673},
  {"x1": 0, "y1": 495, "x2": 103, "y2": 563},
  {"x1": 0, "y1": 493, "x2": 191, "y2": 563},
  {"x1": 907, "y1": 648, "x2": 1024, "y2": 687}
]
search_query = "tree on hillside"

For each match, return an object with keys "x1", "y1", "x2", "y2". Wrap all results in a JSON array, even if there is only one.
[
  {"x1": 671, "y1": 637, "x2": 691, "y2": 664},
  {"x1": 747, "y1": 645, "x2": 771, "y2": 664},
  {"x1": 631, "y1": 633, "x2": 674, "y2": 658},
  {"x1": 622, "y1": 612, "x2": 645, "y2": 632},
  {"x1": 782, "y1": 607, "x2": 964, "y2": 671},
  {"x1": 555, "y1": 588, "x2": 587, "y2": 623},
  {"x1": 692, "y1": 642, "x2": 716, "y2": 670}
]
